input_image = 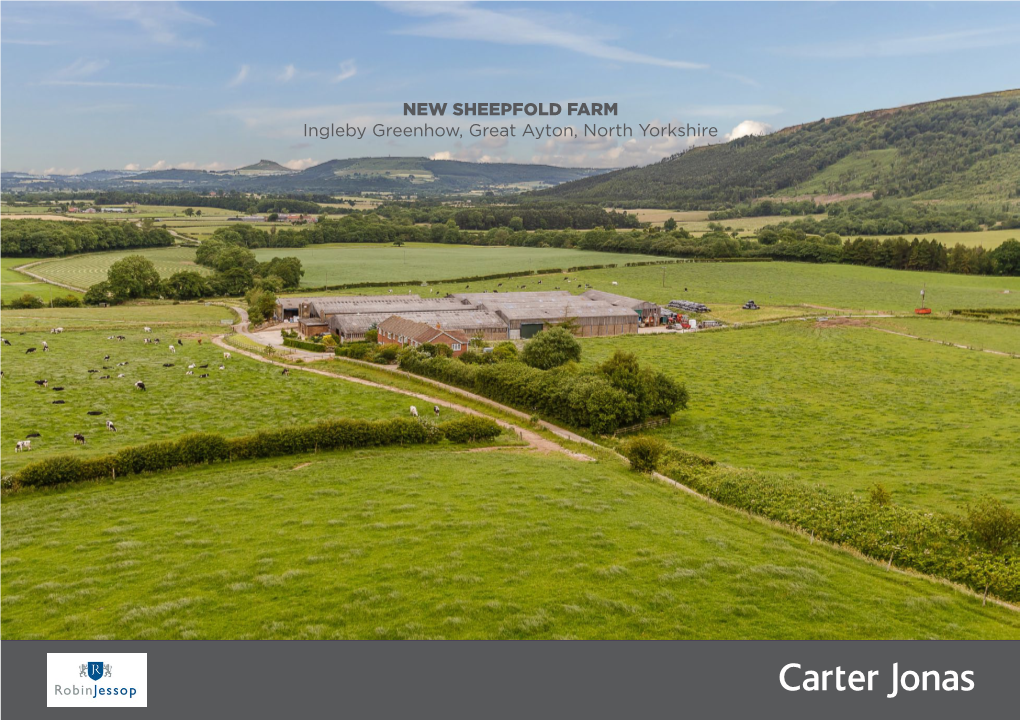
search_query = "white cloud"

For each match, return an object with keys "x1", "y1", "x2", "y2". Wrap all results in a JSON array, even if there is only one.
[
  {"x1": 147, "y1": 160, "x2": 169, "y2": 171},
  {"x1": 54, "y1": 58, "x2": 109, "y2": 79},
  {"x1": 777, "y1": 25, "x2": 1020, "y2": 59},
  {"x1": 282, "y1": 158, "x2": 318, "y2": 170},
  {"x1": 228, "y1": 64, "x2": 250, "y2": 88},
  {"x1": 430, "y1": 151, "x2": 453, "y2": 161},
  {"x1": 123, "y1": 163, "x2": 141, "y2": 171},
  {"x1": 43, "y1": 167, "x2": 83, "y2": 176},
  {"x1": 332, "y1": 59, "x2": 357, "y2": 83},
  {"x1": 388, "y1": 3, "x2": 707, "y2": 71},
  {"x1": 176, "y1": 161, "x2": 226, "y2": 171},
  {"x1": 88, "y1": 2, "x2": 214, "y2": 48},
  {"x1": 725, "y1": 120, "x2": 773, "y2": 141},
  {"x1": 278, "y1": 64, "x2": 297, "y2": 82}
]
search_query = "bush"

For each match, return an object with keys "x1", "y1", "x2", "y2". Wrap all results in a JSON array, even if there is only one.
[
  {"x1": 374, "y1": 344, "x2": 399, "y2": 364},
  {"x1": 869, "y1": 483, "x2": 893, "y2": 507},
  {"x1": 11, "y1": 416, "x2": 490, "y2": 490},
  {"x1": 50, "y1": 294, "x2": 83, "y2": 308},
  {"x1": 967, "y1": 497, "x2": 1020, "y2": 554},
  {"x1": 439, "y1": 415, "x2": 502, "y2": 443},
  {"x1": 521, "y1": 326, "x2": 581, "y2": 370},
  {"x1": 492, "y1": 341, "x2": 518, "y2": 362},
  {"x1": 623, "y1": 436, "x2": 669, "y2": 473},
  {"x1": 9, "y1": 293, "x2": 44, "y2": 309}
]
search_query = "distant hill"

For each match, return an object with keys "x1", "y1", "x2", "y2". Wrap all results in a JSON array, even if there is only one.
[
  {"x1": 534, "y1": 89, "x2": 1020, "y2": 209},
  {"x1": 221, "y1": 159, "x2": 294, "y2": 176},
  {"x1": 2, "y1": 157, "x2": 610, "y2": 196}
]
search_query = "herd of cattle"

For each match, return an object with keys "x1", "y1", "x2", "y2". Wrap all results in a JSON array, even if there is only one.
[{"x1": 3, "y1": 327, "x2": 237, "y2": 455}]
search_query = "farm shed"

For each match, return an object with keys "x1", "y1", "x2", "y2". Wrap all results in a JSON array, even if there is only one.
[
  {"x1": 297, "y1": 318, "x2": 329, "y2": 338},
  {"x1": 310, "y1": 296, "x2": 466, "y2": 321},
  {"x1": 581, "y1": 289, "x2": 661, "y2": 325},
  {"x1": 274, "y1": 296, "x2": 323, "y2": 321},
  {"x1": 453, "y1": 292, "x2": 639, "y2": 339},
  {"x1": 338, "y1": 309, "x2": 507, "y2": 344}
]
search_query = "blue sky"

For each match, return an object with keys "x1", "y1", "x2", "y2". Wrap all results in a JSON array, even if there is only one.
[{"x1": 2, "y1": 1, "x2": 1019, "y2": 174}]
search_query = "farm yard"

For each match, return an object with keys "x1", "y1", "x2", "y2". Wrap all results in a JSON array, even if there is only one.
[
  {"x1": 3, "y1": 446, "x2": 1018, "y2": 640},
  {"x1": 581, "y1": 321, "x2": 1020, "y2": 513}
]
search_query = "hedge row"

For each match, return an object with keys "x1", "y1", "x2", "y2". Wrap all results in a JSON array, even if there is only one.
[
  {"x1": 662, "y1": 460, "x2": 1019, "y2": 603},
  {"x1": 11, "y1": 416, "x2": 502, "y2": 489},
  {"x1": 282, "y1": 337, "x2": 331, "y2": 352}
]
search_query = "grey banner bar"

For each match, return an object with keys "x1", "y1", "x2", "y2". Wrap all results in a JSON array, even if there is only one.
[{"x1": 4, "y1": 640, "x2": 1016, "y2": 719}]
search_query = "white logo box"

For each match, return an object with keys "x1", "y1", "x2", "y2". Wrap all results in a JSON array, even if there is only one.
[{"x1": 47, "y1": 653, "x2": 148, "y2": 708}]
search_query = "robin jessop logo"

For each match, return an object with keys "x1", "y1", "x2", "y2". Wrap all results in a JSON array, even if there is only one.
[{"x1": 47, "y1": 653, "x2": 147, "y2": 708}]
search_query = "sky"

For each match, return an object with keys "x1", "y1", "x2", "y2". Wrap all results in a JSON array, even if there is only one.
[{"x1": 2, "y1": 1, "x2": 1019, "y2": 174}]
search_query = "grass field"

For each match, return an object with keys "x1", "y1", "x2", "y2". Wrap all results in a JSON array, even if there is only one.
[
  {"x1": 581, "y1": 322, "x2": 1020, "y2": 513},
  {"x1": 25, "y1": 247, "x2": 211, "y2": 290},
  {"x1": 0, "y1": 301, "x2": 234, "y2": 331},
  {"x1": 0, "y1": 325, "x2": 441, "y2": 474},
  {"x1": 1, "y1": 257, "x2": 84, "y2": 304},
  {"x1": 320, "y1": 260, "x2": 1020, "y2": 316},
  {"x1": 254, "y1": 243, "x2": 662, "y2": 288},
  {"x1": 872, "y1": 229, "x2": 1019, "y2": 249},
  {"x1": 4, "y1": 445, "x2": 1017, "y2": 640},
  {"x1": 865, "y1": 316, "x2": 1020, "y2": 355}
]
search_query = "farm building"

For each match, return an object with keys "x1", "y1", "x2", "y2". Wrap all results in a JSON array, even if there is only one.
[
  {"x1": 332, "y1": 309, "x2": 507, "y2": 344},
  {"x1": 377, "y1": 316, "x2": 471, "y2": 357},
  {"x1": 451, "y1": 291, "x2": 641, "y2": 339},
  {"x1": 274, "y1": 297, "x2": 323, "y2": 321},
  {"x1": 581, "y1": 289, "x2": 661, "y2": 326},
  {"x1": 297, "y1": 318, "x2": 329, "y2": 338},
  {"x1": 310, "y1": 296, "x2": 466, "y2": 321}
]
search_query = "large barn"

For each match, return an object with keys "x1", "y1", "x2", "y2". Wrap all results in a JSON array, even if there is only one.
[
  {"x1": 329, "y1": 309, "x2": 507, "y2": 343},
  {"x1": 451, "y1": 291, "x2": 641, "y2": 339}
]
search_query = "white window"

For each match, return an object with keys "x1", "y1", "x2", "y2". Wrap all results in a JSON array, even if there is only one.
[{"x1": 452, "y1": 343, "x2": 461, "y2": 351}]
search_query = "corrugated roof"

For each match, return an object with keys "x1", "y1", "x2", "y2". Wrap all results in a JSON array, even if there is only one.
[
  {"x1": 312, "y1": 296, "x2": 464, "y2": 316},
  {"x1": 581, "y1": 289, "x2": 659, "y2": 310},
  {"x1": 332, "y1": 309, "x2": 506, "y2": 335}
]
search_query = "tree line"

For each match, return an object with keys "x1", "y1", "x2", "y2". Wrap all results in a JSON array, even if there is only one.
[{"x1": 1, "y1": 219, "x2": 174, "y2": 257}]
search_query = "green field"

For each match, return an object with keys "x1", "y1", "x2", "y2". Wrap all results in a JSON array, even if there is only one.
[
  {"x1": 25, "y1": 247, "x2": 212, "y2": 291},
  {"x1": 321, "y1": 260, "x2": 1020, "y2": 316},
  {"x1": 866, "y1": 316, "x2": 1020, "y2": 355},
  {"x1": 872, "y1": 229, "x2": 1019, "y2": 250},
  {"x1": 0, "y1": 326, "x2": 437, "y2": 474},
  {"x1": 4, "y1": 445, "x2": 1017, "y2": 640},
  {"x1": 1, "y1": 257, "x2": 84, "y2": 304},
  {"x1": 581, "y1": 322, "x2": 1020, "y2": 513},
  {"x1": 254, "y1": 243, "x2": 662, "y2": 288}
]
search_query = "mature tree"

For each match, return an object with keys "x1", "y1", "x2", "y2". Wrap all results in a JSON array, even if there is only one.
[
  {"x1": 992, "y1": 238, "x2": 1020, "y2": 276},
  {"x1": 8, "y1": 293, "x2": 45, "y2": 309},
  {"x1": 106, "y1": 255, "x2": 161, "y2": 300},
  {"x1": 967, "y1": 497, "x2": 1020, "y2": 604},
  {"x1": 521, "y1": 326, "x2": 581, "y2": 370},
  {"x1": 259, "y1": 256, "x2": 304, "y2": 288},
  {"x1": 161, "y1": 271, "x2": 212, "y2": 300},
  {"x1": 245, "y1": 287, "x2": 277, "y2": 325},
  {"x1": 183, "y1": 207, "x2": 195, "y2": 217},
  {"x1": 663, "y1": 217, "x2": 678, "y2": 232}
]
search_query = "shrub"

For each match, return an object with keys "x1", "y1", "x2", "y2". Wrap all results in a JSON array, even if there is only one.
[
  {"x1": 9, "y1": 293, "x2": 45, "y2": 309},
  {"x1": 374, "y1": 344, "x2": 399, "y2": 364},
  {"x1": 50, "y1": 294, "x2": 83, "y2": 308},
  {"x1": 623, "y1": 436, "x2": 669, "y2": 473},
  {"x1": 521, "y1": 326, "x2": 581, "y2": 370},
  {"x1": 440, "y1": 415, "x2": 502, "y2": 443},
  {"x1": 869, "y1": 483, "x2": 893, "y2": 507},
  {"x1": 492, "y1": 341, "x2": 518, "y2": 362},
  {"x1": 967, "y1": 497, "x2": 1020, "y2": 555}
]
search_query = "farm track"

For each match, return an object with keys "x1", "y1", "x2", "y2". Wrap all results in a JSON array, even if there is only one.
[
  {"x1": 11, "y1": 260, "x2": 87, "y2": 293},
  {"x1": 868, "y1": 326, "x2": 1017, "y2": 357}
]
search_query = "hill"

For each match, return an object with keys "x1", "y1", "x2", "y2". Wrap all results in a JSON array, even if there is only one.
[
  {"x1": 534, "y1": 89, "x2": 1020, "y2": 209},
  {"x1": 2, "y1": 158, "x2": 610, "y2": 197}
]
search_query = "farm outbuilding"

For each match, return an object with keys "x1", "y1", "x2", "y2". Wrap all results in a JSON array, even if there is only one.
[
  {"x1": 335, "y1": 309, "x2": 507, "y2": 344},
  {"x1": 274, "y1": 297, "x2": 323, "y2": 321},
  {"x1": 451, "y1": 291, "x2": 640, "y2": 339},
  {"x1": 581, "y1": 289, "x2": 661, "y2": 326},
  {"x1": 310, "y1": 296, "x2": 466, "y2": 321}
]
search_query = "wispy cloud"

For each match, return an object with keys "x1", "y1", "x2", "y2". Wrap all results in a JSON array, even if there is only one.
[
  {"x1": 332, "y1": 59, "x2": 357, "y2": 83},
  {"x1": 44, "y1": 80, "x2": 181, "y2": 89},
  {"x1": 55, "y1": 58, "x2": 110, "y2": 79},
  {"x1": 228, "y1": 64, "x2": 250, "y2": 88},
  {"x1": 387, "y1": 2, "x2": 708, "y2": 71},
  {"x1": 278, "y1": 64, "x2": 297, "y2": 82},
  {"x1": 2, "y1": 38, "x2": 60, "y2": 46},
  {"x1": 777, "y1": 25, "x2": 1020, "y2": 59},
  {"x1": 88, "y1": 2, "x2": 214, "y2": 48}
]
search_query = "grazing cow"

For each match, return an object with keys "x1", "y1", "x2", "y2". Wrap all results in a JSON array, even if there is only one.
[
  {"x1": 116, "y1": 335, "x2": 125, "y2": 340},
  {"x1": 103, "y1": 366, "x2": 112, "y2": 369},
  {"x1": 52, "y1": 400, "x2": 65, "y2": 404},
  {"x1": 169, "y1": 345, "x2": 176, "y2": 354},
  {"x1": 2, "y1": 337, "x2": 11, "y2": 345},
  {"x1": 223, "y1": 352, "x2": 231, "y2": 359},
  {"x1": 538, "y1": 280, "x2": 542, "y2": 285},
  {"x1": 99, "y1": 375, "x2": 110, "y2": 380},
  {"x1": 198, "y1": 373, "x2": 209, "y2": 378},
  {"x1": 135, "y1": 381, "x2": 146, "y2": 391},
  {"x1": 186, "y1": 370, "x2": 194, "y2": 376},
  {"x1": 87, "y1": 410, "x2": 103, "y2": 416},
  {"x1": 26, "y1": 347, "x2": 36, "y2": 354},
  {"x1": 410, "y1": 405, "x2": 419, "y2": 417},
  {"x1": 73, "y1": 433, "x2": 86, "y2": 445},
  {"x1": 88, "y1": 369, "x2": 98, "y2": 373},
  {"x1": 177, "y1": 339, "x2": 183, "y2": 346},
  {"x1": 144, "y1": 327, "x2": 151, "y2": 333},
  {"x1": 218, "y1": 365, "x2": 225, "y2": 370},
  {"x1": 612, "y1": 281, "x2": 618, "y2": 286},
  {"x1": 42, "y1": 341, "x2": 49, "y2": 351},
  {"x1": 198, "y1": 364, "x2": 208, "y2": 369},
  {"x1": 104, "y1": 355, "x2": 110, "y2": 361},
  {"x1": 15, "y1": 440, "x2": 31, "y2": 452},
  {"x1": 198, "y1": 339, "x2": 202, "y2": 345},
  {"x1": 106, "y1": 420, "x2": 117, "y2": 432},
  {"x1": 144, "y1": 338, "x2": 150, "y2": 344},
  {"x1": 117, "y1": 361, "x2": 128, "y2": 366},
  {"x1": 26, "y1": 432, "x2": 41, "y2": 438},
  {"x1": 281, "y1": 368, "x2": 290, "y2": 375},
  {"x1": 34, "y1": 379, "x2": 48, "y2": 387},
  {"x1": 154, "y1": 338, "x2": 160, "y2": 343},
  {"x1": 188, "y1": 363, "x2": 196, "y2": 369},
  {"x1": 52, "y1": 386, "x2": 65, "y2": 391},
  {"x1": 162, "y1": 363, "x2": 174, "y2": 368},
  {"x1": 434, "y1": 405, "x2": 440, "y2": 417},
  {"x1": 108, "y1": 336, "x2": 115, "y2": 340},
  {"x1": 117, "y1": 374, "x2": 125, "y2": 378}
]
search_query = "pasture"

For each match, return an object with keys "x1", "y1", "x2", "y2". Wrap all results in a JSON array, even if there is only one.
[
  {"x1": 1, "y1": 257, "x2": 83, "y2": 304},
  {"x1": 581, "y1": 322, "x2": 1020, "y2": 513},
  {"x1": 865, "y1": 316, "x2": 1020, "y2": 356},
  {"x1": 254, "y1": 243, "x2": 662, "y2": 288},
  {"x1": 3, "y1": 446, "x2": 1017, "y2": 640},
  {"x1": 1, "y1": 301, "x2": 233, "y2": 332},
  {"x1": 0, "y1": 326, "x2": 439, "y2": 474},
  {"x1": 26, "y1": 247, "x2": 211, "y2": 290},
  {"x1": 322, "y1": 260, "x2": 1020, "y2": 315}
]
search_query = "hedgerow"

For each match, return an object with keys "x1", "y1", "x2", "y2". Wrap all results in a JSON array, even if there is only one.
[
  {"x1": 11, "y1": 416, "x2": 502, "y2": 489},
  {"x1": 659, "y1": 459, "x2": 1020, "y2": 603}
]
